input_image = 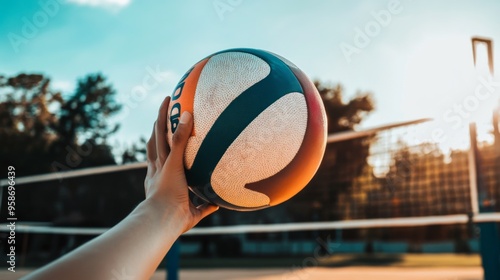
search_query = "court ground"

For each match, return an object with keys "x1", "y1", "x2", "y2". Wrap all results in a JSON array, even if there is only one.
[
  {"x1": 0, "y1": 254, "x2": 483, "y2": 279},
  {"x1": 172, "y1": 267, "x2": 482, "y2": 280},
  {"x1": 1, "y1": 267, "x2": 482, "y2": 280}
]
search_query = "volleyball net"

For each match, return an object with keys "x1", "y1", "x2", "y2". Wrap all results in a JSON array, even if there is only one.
[{"x1": 1, "y1": 118, "x2": 499, "y2": 262}]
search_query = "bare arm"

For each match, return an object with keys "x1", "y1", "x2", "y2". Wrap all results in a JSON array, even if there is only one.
[{"x1": 24, "y1": 96, "x2": 218, "y2": 280}]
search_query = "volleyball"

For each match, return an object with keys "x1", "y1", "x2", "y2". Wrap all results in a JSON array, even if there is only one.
[{"x1": 166, "y1": 48, "x2": 327, "y2": 211}]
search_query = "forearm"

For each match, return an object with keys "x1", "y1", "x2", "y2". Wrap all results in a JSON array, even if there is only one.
[
  {"x1": 24, "y1": 199, "x2": 186, "y2": 280},
  {"x1": 23, "y1": 100, "x2": 217, "y2": 279}
]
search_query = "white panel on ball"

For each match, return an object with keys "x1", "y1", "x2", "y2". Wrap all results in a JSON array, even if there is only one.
[
  {"x1": 184, "y1": 52, "x2": 271, "y2": 169},
  {"x1": 211, "y1": 93, "x2": 308, "y2": 207}
]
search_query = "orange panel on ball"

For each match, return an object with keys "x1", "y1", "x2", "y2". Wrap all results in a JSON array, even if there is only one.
[{"x1": 168, "y1": 57, "x2": 210, "y2": 136}]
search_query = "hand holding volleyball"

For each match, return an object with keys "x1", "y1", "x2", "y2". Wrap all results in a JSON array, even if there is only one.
[
  {"x1": 166, "y1": 48, "x2": 327, "y2": 211},
  {"x1": 145, "y1": 96, "x2": 218, "y2": 233}
]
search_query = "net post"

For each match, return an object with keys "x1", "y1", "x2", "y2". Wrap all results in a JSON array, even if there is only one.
[
  {"x1": 468, "y1": 123, "x2": 480, "y2": 215},
  {"x1": 0, "y1": 187, "x2": 3, "y2": 222},
  {"x1": 469, "y1": 122, "x2": 500, "y2": 280},
  {"x1": 165, "y1": 240, "x2": 180, "y2": 280}
]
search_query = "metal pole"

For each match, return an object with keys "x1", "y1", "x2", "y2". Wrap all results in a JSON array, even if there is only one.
[
  {"x1": 469, "y1": 122, "x2": 500, "y2": 280},
  {"x1": 166, "y1": 240, "x2": 180, "y2": 280},
  {"x1": 471, "y1": 37, "x2": 494, "y2": 75},
  {"x1": 468, "y1": 123, "x2": 480, "y2": 215}
]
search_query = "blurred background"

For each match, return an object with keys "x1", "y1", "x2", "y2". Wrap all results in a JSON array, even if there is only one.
[{"x1": 1, "y1": 0, "x2": 500, "y2": 279}]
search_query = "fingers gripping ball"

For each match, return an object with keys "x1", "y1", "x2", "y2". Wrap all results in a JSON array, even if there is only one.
[{"x1": 166, "y1": 48, "x2": 327, "y2": 211}]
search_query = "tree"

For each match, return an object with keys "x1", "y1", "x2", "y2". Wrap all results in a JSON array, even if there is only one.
[
  {"x1": 0, "y1": 74, "x2": 62, "y2": 176},
  {"x1": 0, "y1": 73, "x2": 121, "y2": 177},
  {"x1": 121, "y1": 138, "x2": 147, "y2": 164},
  {"x1": 55, "y1": 74, "x2": 121, "y2": 147},
  {"x1": 50, "y1": 73, "x2": 122, "y2": 171}
]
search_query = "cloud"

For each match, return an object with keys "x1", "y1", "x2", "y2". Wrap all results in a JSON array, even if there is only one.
[{"x1": 66, "y1": 0, "x2": 131, "y2": 10}]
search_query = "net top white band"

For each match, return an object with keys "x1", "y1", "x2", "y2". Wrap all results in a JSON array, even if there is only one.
[{"x1": 1, "y1": 213, "x2": 499, "y2": 236}]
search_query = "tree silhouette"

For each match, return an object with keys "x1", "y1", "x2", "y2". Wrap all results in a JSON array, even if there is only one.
[
  {"x1": 0, "y1": 73, "x2": 121, "y2": 177},
  {"x1": 50, "y1": 73, "x2": 122, "y2": 171},
  {"x1": 0, "y1": 74, "x2": 62, "y2": 176},
  {"x1": 55, "y1": 74, "x2": 121, "y2": 147},
  {"x1": 121, "y1": 137, "x2": 147, "y2": 164}
]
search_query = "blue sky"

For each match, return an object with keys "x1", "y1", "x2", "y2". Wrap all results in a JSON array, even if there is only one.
[{"x1": 2, "y1": 0, "x2": 500, "y2": 153}]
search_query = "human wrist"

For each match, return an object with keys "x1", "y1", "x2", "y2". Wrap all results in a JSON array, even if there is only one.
[{"x1": 142, "y1": 197, "x2": 189, "y2": 235}]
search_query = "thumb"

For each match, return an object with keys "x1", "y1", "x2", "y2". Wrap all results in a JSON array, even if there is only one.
[
  {"x1": 184, "y1": 203, "x2": 219, "y2": 233},
  {"x1": 165, "y1": 111, "x2": 193, "y2": 172},
  {"x1": 195, "y1": 203, "x2": 219, "y2": 222}
]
